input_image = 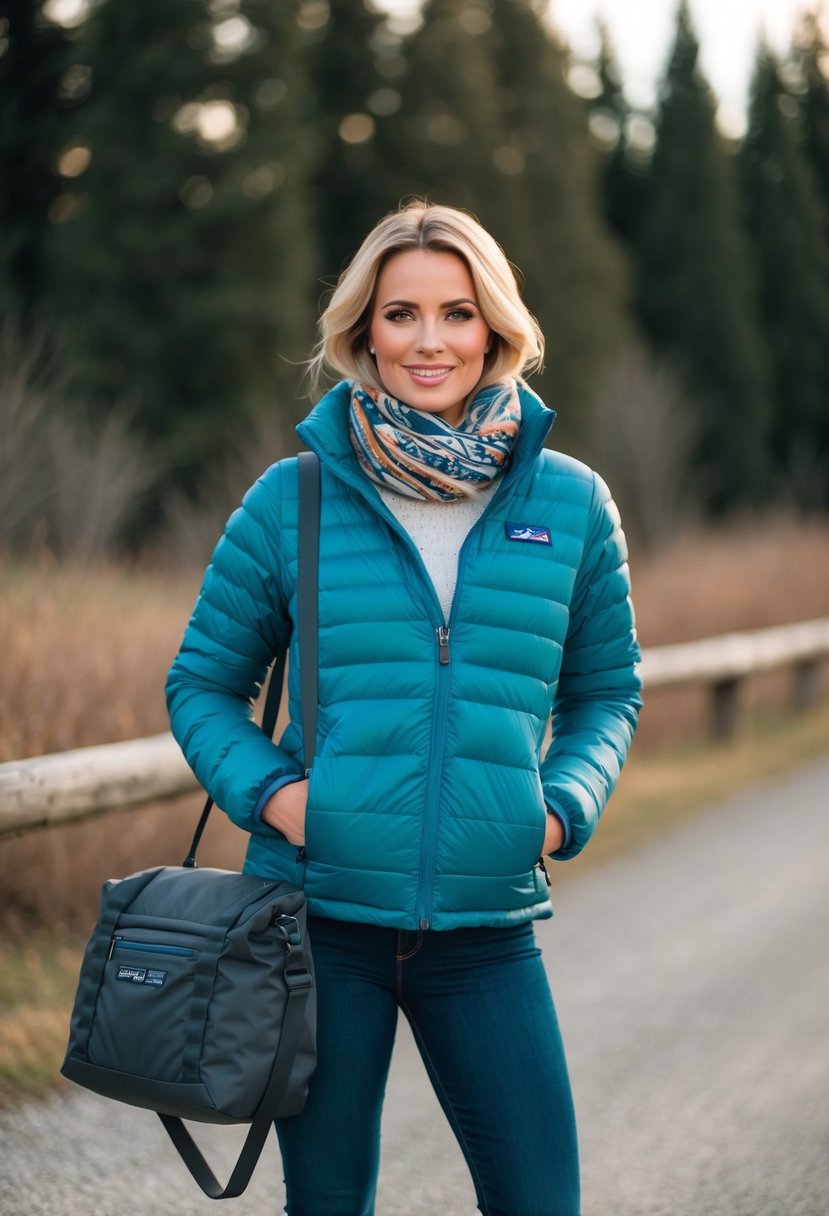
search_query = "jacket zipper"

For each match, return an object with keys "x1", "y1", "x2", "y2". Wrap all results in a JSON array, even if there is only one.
[
  {"x1": 413, "y1": 484, "x2": 521, "y2": 929},
  {"x1": 416, "y1": 625, "x2": 453, "y2": 929},
  {"x1": 437, "y1": 626, "x2": 450, "y2": 665}
]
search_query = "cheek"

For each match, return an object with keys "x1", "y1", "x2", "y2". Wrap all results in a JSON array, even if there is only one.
[
  {"x1": 460, "y1": 326, "x2": 490, "y2": 362},
  {"x1": 370, "y1": 326, "x2": 406, "y2": 363}
]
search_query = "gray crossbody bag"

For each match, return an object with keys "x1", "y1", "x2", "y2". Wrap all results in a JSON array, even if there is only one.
[{"x1": 62, "y1": 451, "x2": 321, "y2": 1200}]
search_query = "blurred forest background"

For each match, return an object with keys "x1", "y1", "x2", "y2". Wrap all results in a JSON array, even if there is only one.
[{"x1": 3, "y1": 0, "x2": 829, "y2": 564}]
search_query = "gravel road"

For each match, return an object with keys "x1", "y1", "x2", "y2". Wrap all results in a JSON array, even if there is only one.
[{"x1": 2, "y1": 753, "x2": 828, "y2": 1216}]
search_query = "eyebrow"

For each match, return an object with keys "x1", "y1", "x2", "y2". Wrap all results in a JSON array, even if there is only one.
[{"x1": 379, "y1": 297, "x2": 479, "y2": 309}]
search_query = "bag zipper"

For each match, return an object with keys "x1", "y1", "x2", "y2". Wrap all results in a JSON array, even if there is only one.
[{"x1": 108, "y1": 936, "x2": 195, "y2": 961}]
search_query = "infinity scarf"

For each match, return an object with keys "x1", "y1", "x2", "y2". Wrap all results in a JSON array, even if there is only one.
[{"x1": 348, "y1": 380, "x2": 521, "y2": 501}]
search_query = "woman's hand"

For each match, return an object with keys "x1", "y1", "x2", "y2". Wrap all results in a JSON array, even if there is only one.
[
  {"x1": 261, "y1": 779, "x2": 309, "y2": 845},
  {"x1": 542, "y1": 812, "x2": 565, "y2": 856}
]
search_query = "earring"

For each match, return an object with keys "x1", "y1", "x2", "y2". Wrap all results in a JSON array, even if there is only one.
[{"x1": 369, "y1": 345, "x2": 376, "y2": 355}]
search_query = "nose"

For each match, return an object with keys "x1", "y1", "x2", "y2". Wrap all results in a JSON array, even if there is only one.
[{"x1": 415, "y1": 319, "x2": 444, "y2": 354}]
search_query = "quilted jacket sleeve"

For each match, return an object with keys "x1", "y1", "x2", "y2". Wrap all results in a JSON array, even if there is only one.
[
  {"x1": 165, "y1": 462, "x2": 302, "y2": 835},
  {"x1": 540, "y1": 471, "x2": 642, "y2": 859}
]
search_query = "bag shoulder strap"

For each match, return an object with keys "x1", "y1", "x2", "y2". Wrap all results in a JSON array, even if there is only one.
[
  {"x1": 159, "y1": 931, "x2": 313, "y2": 1200},
  {"x1": 162, "y1": 451, "x2": 321, "y2": 1198},
  {"x1": 297, "y1": 450, "x2": 320, "y2": 772},
  {"x1": 182, "y1": 450, "x2": 321, "y2": 866}
]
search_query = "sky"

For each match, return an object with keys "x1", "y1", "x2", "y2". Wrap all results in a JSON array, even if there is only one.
[
  {"x1": 379, "y1": 0, "x2": 824, "y2": 137},
  {"x1": 549, "y1": 0, "x2": 819, "y2": 135}
]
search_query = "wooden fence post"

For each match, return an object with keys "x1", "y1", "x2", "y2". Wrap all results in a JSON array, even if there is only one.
[
  {"x1": 711, "y1": 677, "x2": 740, "y2": 740},
  {"x1": 792, "y1": 659, "x2": 820, "y2": 711}
]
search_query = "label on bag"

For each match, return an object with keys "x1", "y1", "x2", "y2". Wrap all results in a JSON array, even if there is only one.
[
  {"x1": 117, "y1": 966, "x2": 147, "y2": 983},
  {"x1": 115, "y1": 965, "x2": 168, "y2": 986}
]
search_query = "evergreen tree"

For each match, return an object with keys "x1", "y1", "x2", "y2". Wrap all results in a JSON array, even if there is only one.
[
  {"x1": 387, "y1": 0, "x2": 630, "y2": 441},
  {"x1": 45, "y1": 0, "x2": 318, "y2": 486},
  {"x1": 741, "y1": 45, "x2": 829, "y2": 503},
  {"x1": 588, "y1": 20, "x2": 649, "y2": 247},
  {"x1": 389, "y1": 0, "x2": 514, "y2": 218},
  {"x1": 0, "y1": 0, "x2": 72, "y2": 328},
  {"x1": 792, "y1": 11, "x2": 829, "y2": 213},
  {"x1": 301, "y1": 0, "x2": 396, "y2": 283},
  {"x1": 635, "y1": 2, "x2": 771, "y2": 510}
]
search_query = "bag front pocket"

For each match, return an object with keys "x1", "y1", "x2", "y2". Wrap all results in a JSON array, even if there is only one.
[{"x1": 87, "y1": 929, "x2": 207, "y2": 1082}]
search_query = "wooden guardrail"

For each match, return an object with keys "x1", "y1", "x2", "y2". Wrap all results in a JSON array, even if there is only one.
[
  {"x1": 640, "y1": 616, "x2": 829, "y2": 737},
  {"x1": 1, "y1": 617, "x2": 828, "y2": 840}
]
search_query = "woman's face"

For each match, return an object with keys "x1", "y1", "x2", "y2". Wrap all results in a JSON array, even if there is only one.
[{"x1": 368, "y1": 249, "x2": 492, "y2": 426}]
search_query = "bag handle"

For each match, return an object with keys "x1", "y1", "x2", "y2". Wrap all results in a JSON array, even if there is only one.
[{"x1": 182, "y1": 451, "x2": 321, "y2": 867}]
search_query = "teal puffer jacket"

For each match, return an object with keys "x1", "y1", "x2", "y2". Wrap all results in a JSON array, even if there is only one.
[{"x1": 166, "y1": 381, "x2": 641, "y2": 930}]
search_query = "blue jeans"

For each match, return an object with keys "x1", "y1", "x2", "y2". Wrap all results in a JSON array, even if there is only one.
[{"x1": 276, "y1": 918, "x2": 580, "y2": 1215}]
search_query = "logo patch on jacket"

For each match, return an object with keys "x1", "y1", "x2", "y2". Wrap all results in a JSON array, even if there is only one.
[{"x1": 505, "y1": 523, "x2": 551, "y2": 545}]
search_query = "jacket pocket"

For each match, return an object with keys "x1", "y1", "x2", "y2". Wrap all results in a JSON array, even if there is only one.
[{"x1": 251, "y1": 835, "x2": 307, "y2": 888}]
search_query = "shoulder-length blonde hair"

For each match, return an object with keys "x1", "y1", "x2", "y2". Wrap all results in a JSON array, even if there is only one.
[{"x1": 307, "y1": 201, "x2": 544, "y2": 398}]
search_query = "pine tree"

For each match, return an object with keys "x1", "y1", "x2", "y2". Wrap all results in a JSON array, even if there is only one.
[
  {"x1": 45, "y1": 0, "x2": 318, "y2": 487},
  {"x1": 588, "y1": 20, "x2": 649, "y2": 247},
  {"x1": 389, "y1": 0, "x2": 514, "y2": 219},
  {"x1": 792, "y1": 11, "x2": 829, "y2": 213},
  {"x1": 635, "y1": 2, "x2": 771, "y2": 510},
  {"x1": 741, "y1": 45, "x2": 829, "y2": 503},
  {"x1": 300, "y1": 0, "x2": 396, "y2": 283},
  {"x1": 0, "y1": 0, "x2": 72, "y2": 328}
]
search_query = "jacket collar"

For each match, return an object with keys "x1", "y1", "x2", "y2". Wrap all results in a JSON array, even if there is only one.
[{"x1": 295, "y1": 379, "x2": 556, "y2": 500}]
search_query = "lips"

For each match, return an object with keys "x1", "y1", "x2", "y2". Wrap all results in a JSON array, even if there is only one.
[{"x1": 403, "y1": 365, "x2": 454, "y2": 384}]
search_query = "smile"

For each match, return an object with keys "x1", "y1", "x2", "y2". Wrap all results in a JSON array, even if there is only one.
[{"x1": 404, "y1": 366, "x2": 454, "y2": 381}]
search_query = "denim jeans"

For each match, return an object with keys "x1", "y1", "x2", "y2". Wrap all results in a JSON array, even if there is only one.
[{"x1": 275, "y1": 918, "x2": 580, "y2": 1216}]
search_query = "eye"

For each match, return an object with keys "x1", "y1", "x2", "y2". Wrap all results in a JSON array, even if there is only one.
[
  {"x1": 383, "y1": 308, "x2": 413, "y2": 322},
  {"x1": 446, "y1": 308, "x2": 475, "y2": 321}
]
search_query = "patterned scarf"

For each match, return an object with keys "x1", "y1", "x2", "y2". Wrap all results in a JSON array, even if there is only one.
[{"x1": 348, "y1": 380, "x2": 521, "y2": 501}]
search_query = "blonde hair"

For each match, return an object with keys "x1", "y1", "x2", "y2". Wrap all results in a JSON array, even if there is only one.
[{"x1": 307, "y1": 201, "x2": 544, "y2": 398}]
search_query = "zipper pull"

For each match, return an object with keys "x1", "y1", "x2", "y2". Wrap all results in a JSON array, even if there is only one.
[
  {"x1": 537, "y1": 855, "x2": 552, "y2": 887},
  {"x1": 437, "y1": 626, "x2": 451, "y2": 665},
  {"x1": 108, "y1": 935, "x2": 121, "y2": 961}
]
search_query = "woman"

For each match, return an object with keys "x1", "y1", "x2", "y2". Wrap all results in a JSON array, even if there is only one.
[{"x1": 166, "y1": 201, "x2": 642, "y2": 1216}]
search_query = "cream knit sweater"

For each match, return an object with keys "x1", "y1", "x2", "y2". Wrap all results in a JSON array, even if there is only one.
[{"x1": 379, "y1": 485, "x2": 493, "y2": 622}]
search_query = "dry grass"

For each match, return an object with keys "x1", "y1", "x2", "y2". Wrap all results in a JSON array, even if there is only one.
[
  {"x1": 631, "y1": 512, "x2": 829, "y2": 646},
  {"x1": 0, "y1": 938, "x2": 83, "y2": 1106},
  {"x1": 0, "y1": 555, "x2": 200, "y2": 761}
]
